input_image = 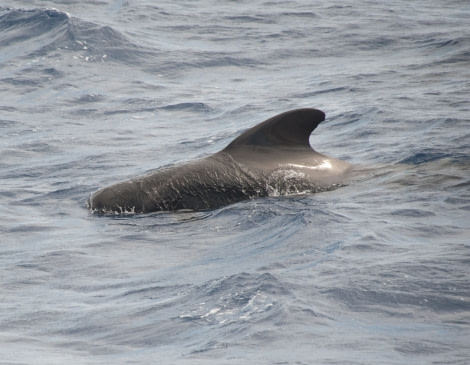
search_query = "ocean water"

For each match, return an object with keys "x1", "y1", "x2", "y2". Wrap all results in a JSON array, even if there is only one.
[{"x1": 1, "y1": 1, "x2": 469, "y2": 364}]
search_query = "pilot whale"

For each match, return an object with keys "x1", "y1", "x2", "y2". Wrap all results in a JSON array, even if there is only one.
[{"x1": 88, "y1": 108, "x2": 351, "y2": 214}]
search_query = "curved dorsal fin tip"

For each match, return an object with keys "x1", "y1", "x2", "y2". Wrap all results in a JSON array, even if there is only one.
[{"x1": 224, "y1": 108, "x2": 325, "y2": 151}]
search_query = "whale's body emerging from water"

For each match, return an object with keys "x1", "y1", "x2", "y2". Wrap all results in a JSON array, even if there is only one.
[{"x1": 88, "y1": 108, "x2": 351, "y2": 214}]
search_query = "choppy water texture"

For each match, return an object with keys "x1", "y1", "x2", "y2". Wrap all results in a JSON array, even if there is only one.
[{"x1": 1, "y1": 1, "x2": 469, "y2": 364}]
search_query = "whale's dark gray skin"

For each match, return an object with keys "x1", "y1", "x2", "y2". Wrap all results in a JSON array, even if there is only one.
[{"x1": 88, "y1": 108, "x2": 352, "y2": 214}]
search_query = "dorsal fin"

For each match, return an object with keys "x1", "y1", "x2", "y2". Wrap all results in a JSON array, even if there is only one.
[{"x1": 223, "y1": 108, "x2": 325, "y2": 152}]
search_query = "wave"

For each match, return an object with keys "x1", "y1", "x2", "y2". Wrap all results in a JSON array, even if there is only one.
[
  {"x1": 0, "y1": 7, "x2": 154, "y2": 65},
  {"x1": 417, "y1": 35, "x2": 470, "y2": 65},
  {"x1": 0, "y1": 7, "x2": 265, "y2": 75},
  {"x1": 398, "y1": 149, "x2": 470, "y2": 165},
  {"x1": 177, "y1": 272, "x2": 291, "y2": 329},
  {"x1": 0, "y1": 8, "x2": 71, "y2": 62},
  {"x1": 399, "y1": 149, "x2": 454, "y2": 165},
  {"x1": 160, "y1": 102, "x2": 212, "y2": 112}
]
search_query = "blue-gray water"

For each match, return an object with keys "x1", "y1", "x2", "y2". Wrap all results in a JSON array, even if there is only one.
[{"x1": 1, "y1": 1, "x2": 469, "y2": 364}]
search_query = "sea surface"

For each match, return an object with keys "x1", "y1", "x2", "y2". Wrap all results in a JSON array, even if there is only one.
[{"x1": 1, "y1": 1, "x2": 469, "y2": 364}]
